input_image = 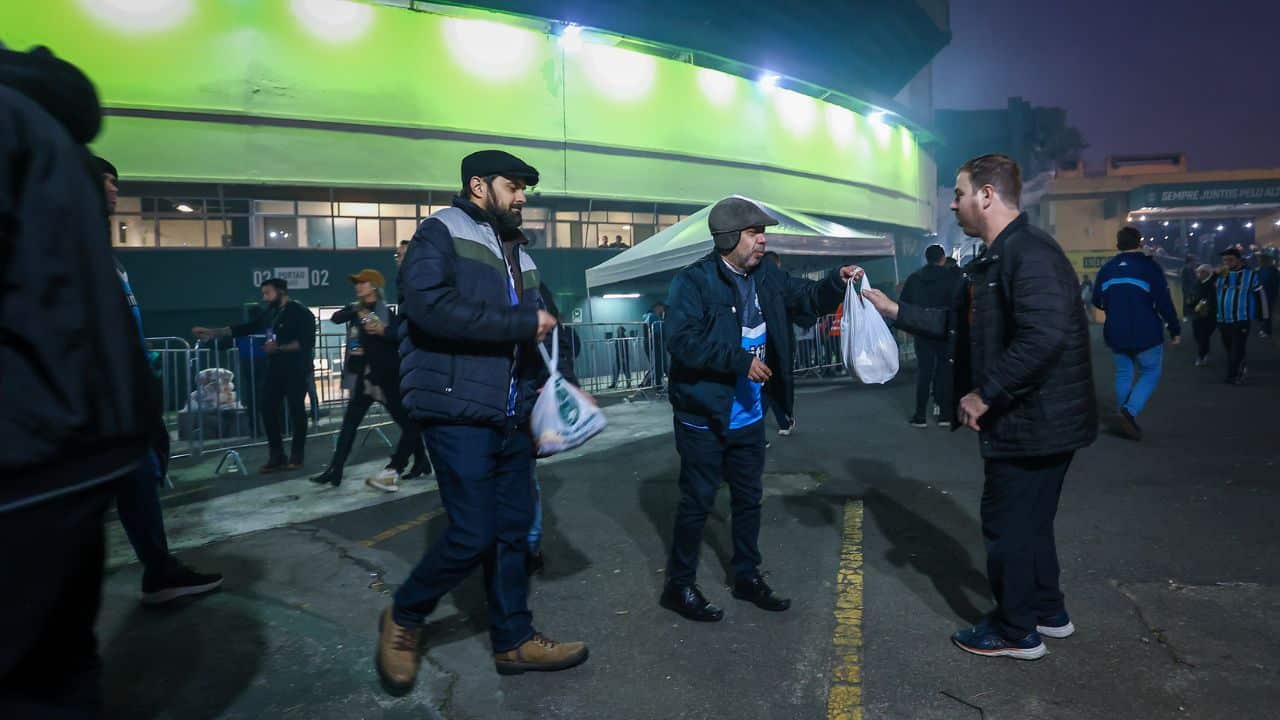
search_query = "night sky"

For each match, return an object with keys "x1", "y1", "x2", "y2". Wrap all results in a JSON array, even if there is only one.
[{"x1": 933, "y1": 0, "x2": 1280, "y2": 171}]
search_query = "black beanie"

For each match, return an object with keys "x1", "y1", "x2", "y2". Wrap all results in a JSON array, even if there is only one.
[{"x1": 91, "y1": 155, "x2": 118, "y2": 180}]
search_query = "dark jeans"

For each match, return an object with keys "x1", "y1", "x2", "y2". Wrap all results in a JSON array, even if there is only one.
[
  {"x1": 914, "y1": 338, "x2": 952, "y2": 421},
  {"x1": 667, "y1": 419, "x2": 766, "y2": 586},
  {"x1": 329, "y1": 382, "x2": 426, "y2": 474},
  {"x1": 981, "y1": 452, "x2": 1073, "y2": 640},
  {"x1": 262, "y1": 367, "x2": 308, "y2": 462},
  {"x1": 115, "y1": 451, "x2": 174, "y2": 576},
  {"x1": 1263, "y1": 302, "x2": 1276, "y2": 336},
  {"x1": 610, "y1": 354, "x2": 632, "y2": 388},
  {"x1": 0, "y1": 485, "x2": 113, "y2": 718},
  {"x1": 393, "y1": 421, "x2": 536, "y2": 652},
  {"x1": 1220, "y1": 321, "x2": 1251, "y2": 381},
  {"x1": 1192, "y1": 317, "x2": 1216, "y2": 359}
]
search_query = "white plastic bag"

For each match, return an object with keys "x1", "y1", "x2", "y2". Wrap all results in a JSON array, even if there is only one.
[
  {"x1": 532, "y1": 327, "x2": 607, "y2": 457},
  {"x1": 840, "y1": 273, "x2": 899, "y2": 384}
]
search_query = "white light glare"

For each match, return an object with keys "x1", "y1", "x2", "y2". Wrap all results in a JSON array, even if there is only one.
[
  {"x1": 1138, "y1": 215, "x2": 1147, "y2": 221},
  {"x1": 758, "y1": 72, "x2": 780, "y2": 92},
  {"x1": 869, "y1": 110, "x2": 888, "y2": 126},
  {"x1": 602, "y1": 293, "x2": 641, "y2": 299},
  {"x1": 1217, "y1": 225, "x2": 1225, "y2": 232},
  {"x1": 1244, "y1": 221, "x2": 1253, "y2": 229},
  {"x1": 559, "y1": 23, "x2": 583, "y2": 52},
  {"x1": 176, "y1": 203, "x2": 195, "y2": 213},
  {"x1": 1191, "y1": 222, "x2": 1201, "y2": 229},
  {"x1": 1162, "y1": 221, "x2": 1170, "y2": 226}
]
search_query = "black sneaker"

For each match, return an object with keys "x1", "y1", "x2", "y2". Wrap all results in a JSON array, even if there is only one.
[
  {"x1": 402, "y1": 463, "x2": 433, "y2": 480},
  {"x1": 142, "y1": 563, "x2": 224, "y2": 605},
  {"x1": 908, "y1": 417, "x2": 929, "y2": 429},
  {"x1": 310, "y1": 466, "x2": 341, "y2": 487}
]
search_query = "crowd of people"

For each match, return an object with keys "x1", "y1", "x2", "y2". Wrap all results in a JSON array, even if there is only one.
[{"x1": 10, "y1": 39, "x2": 1264, "y2": 717}]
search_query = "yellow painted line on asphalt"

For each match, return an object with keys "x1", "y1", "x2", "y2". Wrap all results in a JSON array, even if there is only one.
[
  {"x1": 359, "y1": 508, "x2": 446, "y2": 548},
  {"x1": 826, "y1": 499, "x2": 864, "y2": 720}
]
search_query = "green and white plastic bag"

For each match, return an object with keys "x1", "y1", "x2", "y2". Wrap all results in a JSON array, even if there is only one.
[{"x1": 533, "y1": 327, "x2": 607, "y2": 457}]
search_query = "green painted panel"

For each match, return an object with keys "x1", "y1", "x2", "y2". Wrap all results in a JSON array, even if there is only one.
[{"x1": 0, "y1": 0, "x2": 932, "y2": 227}]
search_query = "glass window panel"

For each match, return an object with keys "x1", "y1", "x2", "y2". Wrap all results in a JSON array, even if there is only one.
[
  {"x1": 596, "y1": 224, "x2": 632, "y2": 249},
  {"x1": 356, "y1": 218, "x2": 380, "y2": 247},
  {"x1": 115, "y1": 197, "x2": 142, "y2": 213},
  {"x1": 263, "y1": 217, "x2": 299, "y2": 248},
  {"x1": 555, "y1": 211, "x2": 580, "y2": 221},
  {"x1": 379, "y1": 203, "x2": 416, "y2": 218},
  {"x1": 110, "y1": 215, "x2": 151, "y2": 247},
  {"x1": 333, "y1": 218, "x2": 357, "y2": 249},
  {"x1": 379, "y1": 219, "x2": 397, "y2": 247},
  {"x1": 659, "y1": 214, "x2": 681, "y2": 224},
  {"x1": 303, "y1": 217, "x2": 335, "y2": 249},
  {"x1": 428, "y1": 205, "x2": 450, "y2": 215},
  {"x1": 395, "y1": 219, "x2": 419, "y2": 244},
  {"x1": 632, "y1": 225, "x2": 656, "y2": 244},
  {"x1": 157, "y1": 218, "x2": 207, "y2": 247},
  {"x1": 607, "y1": 211, "x2": 632, "y2": 223},
  {"x1": 338, "y1": 202, "x2": 379, "y2": 217},
  {"x1": 521, "y1": 206, "x2": 548, "y2": 220},
  {"x1": 254, "y1": 200, "x2": 294, "y2": 214},
  {"x1": 298, "y1": 201, "x2": 332, "y2": 216},
  {"x1": 588, "y1": 210, "x2": 607, "y2": 222}
]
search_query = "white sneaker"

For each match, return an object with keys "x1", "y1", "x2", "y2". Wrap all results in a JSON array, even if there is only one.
[
  {"x1": 366, "y1": 468, "x2": 401, "y2": 493},
  {"x1": 778, "y1": 419, "x2": 796, "y2": 437}
]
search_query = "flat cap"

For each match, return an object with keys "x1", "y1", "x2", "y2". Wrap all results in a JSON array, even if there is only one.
[
  {"x1": 461, "y1": 149, "x2": 539, "y2": 187},
  {"x1": 708, "y1": 196, "x2": 778, "y2": 235}
]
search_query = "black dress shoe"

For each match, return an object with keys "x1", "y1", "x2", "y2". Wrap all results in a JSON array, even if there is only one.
[
  {"x1": 310, "y1": 466, "x2": 341, "y2": 487},
  {"x1": 526, "y1": 551, "x2": 545, "y2": 577},
  {"x1": 732, "y1": 576, "x2": 791, "y2": 612},
  {"x1": 660, "y1": 583, "x2": 724, "y2": 622},
  {"x1": 402, "y1": 463, "x2": 432, "y2": 480}
]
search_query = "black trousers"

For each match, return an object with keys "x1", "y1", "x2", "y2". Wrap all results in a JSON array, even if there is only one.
[
  {"x1": 981, "y1": 452, "x2": 1073, "y2": 639},
  {"x1": 0, "y1": 485, "x2": 113, "y2": 718},
  {"x1": 667, "y1": 419, "x2": 766, "y2": 586},
  {"x1": 1220, "y1": 321, "x2": 1251, "y2": 381},
  {"x1": 914, "y1": 338, "x2": 952, "y2": 421},
  {"x1": 1192, "y1": 317, "x2": 1216, "y2": 359},
  {"x1": 329, "y1": 381, "x2": 426, "y2": 474},
  {"x1": 262, "y1": 366, "x2": 308, "y2": 462}
]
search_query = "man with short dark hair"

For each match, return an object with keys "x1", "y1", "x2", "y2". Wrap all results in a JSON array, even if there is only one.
[
  {"x1": 659, "y1": 196, "x2": 859, "y2": 622},
  {"x1": 1092, "y1": 226, "x2": 1181, "y2": 441},
  {"x1": 1216, "y1": 247, "x2": 1268, "y2": 384},
  {"x1": 901, "y1": 243, "x2": 962, "y2": 428},
  {"x1": 376, "y1": 150, "x2": 587, "y2": 690},
  {"x1": 862, "y1": 153, "x2": 1097, "y2": 661},
  {"x1": 193, "y1": 278, "x2": 317, "y2": 472}
]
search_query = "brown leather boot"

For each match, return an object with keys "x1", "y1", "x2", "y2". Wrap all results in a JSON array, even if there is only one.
[
  {"x1": 375, "y1": 607, "x2": 421, "y2": 695},
  {"x1": 493, "y1": 633, "x2": 589, "y2": 675}
]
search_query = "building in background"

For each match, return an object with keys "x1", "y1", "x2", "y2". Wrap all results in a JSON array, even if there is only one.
[{"x1": 0, "y1": 0, "x2": 950, "y2": 336}]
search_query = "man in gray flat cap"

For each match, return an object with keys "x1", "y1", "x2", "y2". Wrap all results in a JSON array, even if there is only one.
[{"x1": 659, "y1": 196, "x2": 861, "y2": 622}]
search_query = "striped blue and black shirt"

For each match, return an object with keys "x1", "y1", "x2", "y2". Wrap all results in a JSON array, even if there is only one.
[{"x1": 1216, "y1": 268, "x2": 1264, "y2": 324}]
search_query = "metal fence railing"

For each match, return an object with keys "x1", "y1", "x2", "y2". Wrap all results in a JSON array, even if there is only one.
[{"x1": 148, "y1": 313, "x2": 919, "y2": 464}]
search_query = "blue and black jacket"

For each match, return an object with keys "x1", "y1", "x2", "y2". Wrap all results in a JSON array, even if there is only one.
[
  {"x1": 398, "y1": 197, "x2": 574, "y2": 427},
  {"x1": 1092, "y1": 251, "x2": 1181, "y2": 353}
]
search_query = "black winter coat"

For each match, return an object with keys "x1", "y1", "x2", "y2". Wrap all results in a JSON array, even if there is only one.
[
  {"x1": 664, "y1": 252, "x2": 845, "y2": 433},
  {"x1": 894, "y1": 214, "x2": 1097, "y2": 459},
  {"x1": 1, "y1": 71, "x2": 157, "y2": 512}
]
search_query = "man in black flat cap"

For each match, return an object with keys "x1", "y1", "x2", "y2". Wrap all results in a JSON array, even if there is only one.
[
  {"x1": 375, "y1": 149, "x2": 588, "y2": 691},
  {"x1": 658, "y1": 196, "x2": 861, "y2": 622}
]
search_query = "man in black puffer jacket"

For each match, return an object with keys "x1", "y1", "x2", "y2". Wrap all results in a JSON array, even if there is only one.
[{"x1": 863, "y1": 154, "x2": 1097, "y2": 662}]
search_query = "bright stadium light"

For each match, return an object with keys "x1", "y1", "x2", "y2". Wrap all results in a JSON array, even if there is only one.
[
  {"x1": 758, "y1": 72, "x2": 780, "y2": 92},
  {"x1": 1191, "y1": 222, "x2": 1201, "y2": 229},
  {"x1": 1244, "y1": 221, "x2": 1253, "y2": 228},
  {"x1": 175, "y1": 203, "x2": 195, "y2": 213},
  {"x1": 291, "y1": 0, "x2": 375, "y2": 43},
  {"x1": 558, "y1": 23, "x2": 583, "y2": 52},
  {"x1": 1216, "y1": 224, "x2": 1225, "y2": 232},
  {"x1": 869, "y1": 110, "x2": 888, "y2": 126},
  {"x1": 602, "y1": 293, "x2": 641, "y2": 299}
]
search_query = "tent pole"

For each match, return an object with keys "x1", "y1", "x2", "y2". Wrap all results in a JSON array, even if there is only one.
[{"x1": 892, "y1": 234, "x2": 901, "y2": 286}]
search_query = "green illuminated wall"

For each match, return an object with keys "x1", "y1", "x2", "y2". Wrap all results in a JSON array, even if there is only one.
[{"x1": 1, "y1": 0, "x2": 934, "y2": 229}]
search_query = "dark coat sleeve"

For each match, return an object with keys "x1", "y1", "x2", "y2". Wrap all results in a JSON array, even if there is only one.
[
  {"x1": 780, "y1": 268, "x2": 846, "y2": 320},
  {"x1": 538, "y1": 283, "x2": 578, "y2": 384},
  {"x1": 977, "y1": 241, "x2": 1073, "y2": 411},
  {"x1": 664, "y1": 271, "x2": 754, "y2": 376},
  {"x1": 400, "y1": 218, "x2": 539, "y2": 343},
  {"x1": 1150, "y1": 265, "x2": 1182, "y2": 337}
]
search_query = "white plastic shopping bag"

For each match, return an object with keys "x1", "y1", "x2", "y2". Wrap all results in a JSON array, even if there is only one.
[
  {"x1": 840, "y1": 273, "x2": 899, "y2": 384},
  {"x1": 532, "y1": 327, "x2": 607, "y2": 457}
]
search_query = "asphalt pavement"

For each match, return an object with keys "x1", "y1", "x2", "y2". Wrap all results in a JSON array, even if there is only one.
[{"x1": 97, "y1": 328, "x2": 1280, "y2": 719}]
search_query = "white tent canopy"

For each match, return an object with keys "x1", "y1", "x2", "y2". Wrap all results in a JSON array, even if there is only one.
[{"x1": 584, "y1": 196, "x2": 894, "y2": 290}]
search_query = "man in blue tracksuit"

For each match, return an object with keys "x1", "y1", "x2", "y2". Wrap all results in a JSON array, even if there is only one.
[
  {"x1": 375, "y1": 151, "x2": 587, "y2": 692},
  {"x1": 1092, "y1": 226, "x2": 1181, "y2": 441},
  {"x1": 658, "y1": 196, "x2": 858, "y2": 622}
]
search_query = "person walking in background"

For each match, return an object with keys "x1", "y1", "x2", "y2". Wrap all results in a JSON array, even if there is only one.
[
  {"x1": 1187, "y1": 264, "x2": 1218, "y2": 366},
  {"x1": 862, "y1": 154, "x2": 1096, "y2": 661},
  {"x1": 1092, "y1": 227, "x2": 1181, "y2": 441},
  {"x1": 94, "y1": 155, "x2": 224, "y2": 604},
  {"x1": 642, "y1": 302, "x2": 669, "y2": 391},
  {"x1": 311, "y1": 269, "x2": 430, "y2": 492},
  {"x1": 1216, "y1": 247, "x2": 1268, "y2": 385},
  {"x1": 1258, "y1": 253, "x2": 1278, "y2": 339},
  {"x1": 1079, "y1": 273, "x2": 1095, "y2": 323},
  {"x1": 193, "y1": 278, "x2": 317, "y2": 473},
  {"x1": 1180, "y1": 253, "x2": 1199, "y2": 321},
  {"x1": 900, "y1": 244, "x2": 963, "y2": 428},
  {"x1": 609, "y1": 326, "x2": 633, "y2": 389}
]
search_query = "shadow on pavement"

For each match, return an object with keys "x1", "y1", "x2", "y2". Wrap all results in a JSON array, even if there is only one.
[
  {"x1": 635, "y1": 469, "x2": 737, "y2": 586},
  {"x1": 852, "y1": 457, "x2": 992, "y2": 625},
  {"x1": 99, "y1": 556, "x2": 265, "y2": 719}
]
